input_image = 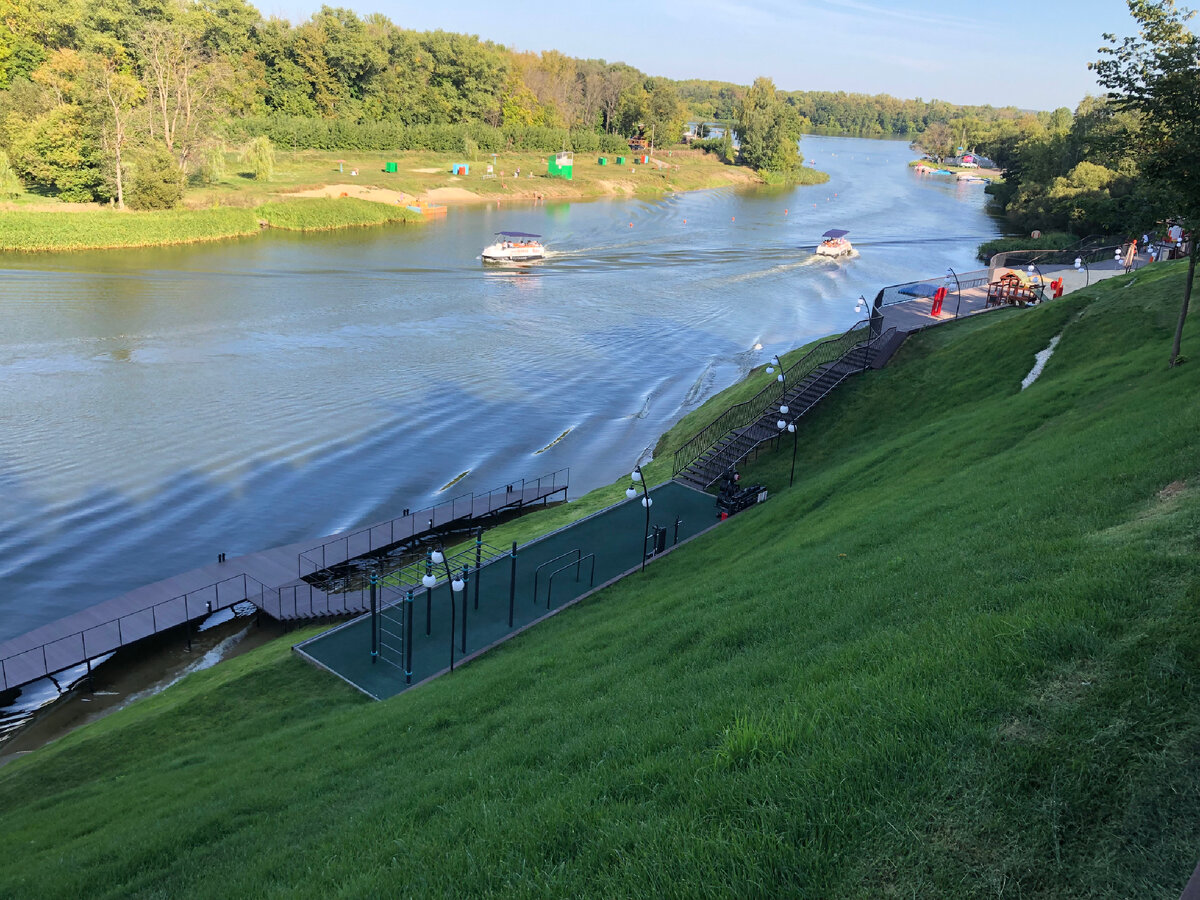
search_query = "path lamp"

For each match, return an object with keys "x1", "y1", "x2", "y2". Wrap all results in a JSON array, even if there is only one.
[
  {"x1": 427, "y1": 545, "x2": 469, "y2": 667},
  {"x1": 1074, "y1": 255, "x2": 1090, "y2": 287},
  {"x1": 776, "y1": 417, "x2": 799, "y2": 487},
  {"x1": 628, "y1": 465, "x2": 652, "y2": 572},
  {"x1": 1027, "y1": 262, "x2": 1046, "y2": 301},
  {"x1": 765, "y1": 354, "x2": 790, "y2": 418},
  {"x1": 945, "y1": 267, "x2": 962, "y2": 318}
]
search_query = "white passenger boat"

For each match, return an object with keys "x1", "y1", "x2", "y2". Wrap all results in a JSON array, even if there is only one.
[
  {"x1": 482, "y1": 231, "x2": 545, "y2": 262},
  {"x1": 815, "y1": 228, "x2": 854, "y2": 259}
]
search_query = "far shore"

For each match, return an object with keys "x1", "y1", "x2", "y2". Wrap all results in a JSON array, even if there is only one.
[{"x1": 0, "y1": 147, "x2": 801, "y2": 253}]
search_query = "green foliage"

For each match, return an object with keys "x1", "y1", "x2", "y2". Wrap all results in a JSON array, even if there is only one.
[
  {"x1": 0, "y1": 207, "x2": 259, "y2": 250},
  {"x1": 241, "y1": 134, "x2": 274, "y2": 180},
  {"x1": 199, "y1": 145, "x2": 226, "y2": 183},
  {"x1": 126, "y1": 146, "x2": 182, "y2": 210},
  {"x1": 1, "y1": 265, "x2": 1199, "y2": 897},
  {"x1": 735, "y1": 76, "x2": 803, "y2": 173},
  {"x1": 0, "y1": 148, "x2": 22, "y2": 197},
  {"x1": 11, "y1": 105, "x2": 108, "y2": 202},
  {"x1": 254, "y1": 196, "x2": 422, "y2": 230},
  {"x1": 976, "y1": 232, "x2": 1080, "y2": 262}
]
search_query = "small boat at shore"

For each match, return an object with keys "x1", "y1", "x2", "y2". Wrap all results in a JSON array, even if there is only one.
[
  {"x1": 815, "y1": 228, "x2": 854, "y2": 259},
  {"x1": 482, "y1": 231, "x2": 545, "y2": 262}
]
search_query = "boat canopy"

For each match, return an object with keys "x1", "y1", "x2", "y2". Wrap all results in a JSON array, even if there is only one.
[
  {"x1": 495, "y1": 231, "x2": 542, "y2": 238},
  {"x1": 822, "y1": 229, "x2": 849, "y2": 239}
]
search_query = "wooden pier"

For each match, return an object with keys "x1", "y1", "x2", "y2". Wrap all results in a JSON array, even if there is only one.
[{"x1": 0, "y1": 473, "x2": 567, "y2": 694}]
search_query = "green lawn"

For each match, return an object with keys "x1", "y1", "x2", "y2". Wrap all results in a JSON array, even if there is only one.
[{"x1": 1, "y1": 261, "x2": 1198, "y2": 898}]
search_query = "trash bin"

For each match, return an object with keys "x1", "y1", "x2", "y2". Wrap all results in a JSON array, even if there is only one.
[
  {"x1": 598, "y1": 157, "x2": 607, "y2": 165},
  {"x1": 385, "y1": 162, "x2": 397, "y2": 173},
  {"x1": 616, "y1": 156, "x2": 625, "y2": 165}
]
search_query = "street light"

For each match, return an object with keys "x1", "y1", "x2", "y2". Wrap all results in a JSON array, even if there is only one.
[
  {"x1": 1027, "y1": 262, "x2": 1045, "y2": 301},
  {"x1": 1074, "y1": 255, "x2": 1090, "y2": 287},
  {"x1": 776, "y1": 417, "x2": 799, "y2": 486},
  {"x1": 945, "y1": 266, "x2": 962, "y2": 318},
  {"x1": 854, "y1": 295, "x2": 866, "y2": 316},
  {"x1": 628, "y1": 465, "x2": 652, "y2": 572}
]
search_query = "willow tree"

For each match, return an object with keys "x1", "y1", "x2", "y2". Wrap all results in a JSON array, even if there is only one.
[{"x1": 1093, "y1": 0, "x2": 1200, "y2": 366}]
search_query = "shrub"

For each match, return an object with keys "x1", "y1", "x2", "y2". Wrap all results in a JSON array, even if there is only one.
[
  {"x1": 200, "y1": 145, "x2": 226, "y2": 184},
  {"x1": 126, "y1": 147, "x2": 183, "y2": 210},
  {"x1": 0, "y1": 150, "x2": 22, "y2": 198},
  {"x1": 242, "y1": 135, "x2": 275, "y2": 181}
]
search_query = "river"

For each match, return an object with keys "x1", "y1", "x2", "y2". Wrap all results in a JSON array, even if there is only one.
[{"x1": 0, "y1": 135, "x2": 1002, "y2": 644}]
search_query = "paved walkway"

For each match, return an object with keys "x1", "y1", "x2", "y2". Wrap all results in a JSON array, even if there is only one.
[{"x1": 879, "y1": 258, "x2": 1133, "y2": 335}]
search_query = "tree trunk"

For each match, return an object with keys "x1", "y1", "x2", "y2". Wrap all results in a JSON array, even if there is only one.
[
  {"x1": 114, "y1": 144, "x2": 124, "y2": 210},
  {"x1": 1168, "y1": 239, "x2": 1196, "y2": 367}
]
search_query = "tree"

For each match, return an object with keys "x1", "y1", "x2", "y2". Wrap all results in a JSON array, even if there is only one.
[
  {"x1": 126, "y1": 144, "x2": 182, "y2": 208},
  {"x1": 1093, "y1": 0, "x2": 1200, "y2": 366},
  {"x1": 241, "y1": 133, "x2": 273, "y2": 179},
  {"x1": 85, "y1": 53, "x2": 142, "y2": 209},
  {"x1": 0, "y1": 149, "x2": 22, "y2": 198},
  {"x1": 734, "y1": 76, "x2": 802, "y2": 173}
]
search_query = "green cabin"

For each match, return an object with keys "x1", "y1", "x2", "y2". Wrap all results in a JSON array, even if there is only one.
[{"x1": 547, "y1": 151, "x2": 574, "y2": 180}]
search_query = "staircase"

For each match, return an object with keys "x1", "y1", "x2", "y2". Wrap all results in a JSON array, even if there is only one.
[{"x1": 673, "y1": 325, "x2": 892, "y2": 491}]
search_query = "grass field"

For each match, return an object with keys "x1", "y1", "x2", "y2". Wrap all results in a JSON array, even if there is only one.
[
  {"x1": 186, "y1": 146, "x2": 764, "y2": 208},
  {"x1": 1, "y1": 261, "x2": 1197, "y2": 897}
]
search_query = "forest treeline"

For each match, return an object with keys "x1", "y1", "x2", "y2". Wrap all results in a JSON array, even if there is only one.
[{"x1": 0, "y1": 0, "x2": 1165, "y2": 235}]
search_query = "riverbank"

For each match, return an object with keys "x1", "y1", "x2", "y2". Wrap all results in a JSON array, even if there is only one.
[
  {"x1": 0, "y1": 148, "x2": 768, "y2": 252},
  {"x1": 1, "y1": 263, "x2": 1197, "y2": 896}
]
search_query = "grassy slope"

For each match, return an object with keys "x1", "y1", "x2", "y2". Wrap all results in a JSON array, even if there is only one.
[{"x1": 1, "y1": 264, "x2": 1198, "y2": 898}]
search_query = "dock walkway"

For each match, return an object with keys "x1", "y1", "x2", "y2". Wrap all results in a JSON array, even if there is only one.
[{"x1": 0, "y1": 473, "x2": 567, "y2": 694}]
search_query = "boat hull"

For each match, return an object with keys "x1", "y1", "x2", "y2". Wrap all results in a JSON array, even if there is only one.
[{"x1": 481, "y1": 242, "x2": 545, "y2": 262}]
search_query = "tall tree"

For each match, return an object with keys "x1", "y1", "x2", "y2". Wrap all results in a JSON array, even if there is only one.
[
  {"x1": 86, "y1": 52, "x2": 142, "y2": 208},
  {"x1": 734, "y1": 76, "x2": 801, "y2": 173},
  {"x1": 1093, "y1": 0, "x2": 1200, "y2": 366}
]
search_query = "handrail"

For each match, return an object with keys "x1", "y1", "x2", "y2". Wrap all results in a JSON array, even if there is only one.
[
  {"x1": 533, "y1": 548, "x2": 582, "y2": 605},
  {"x1": 297, "y1": 467, "x2": 569, "y2": 577},
  {"x1": 672, "y1": 320, "x2": 870, "y2": 476},
  {"x1": 0, "y1": 571, "x2": 270, "y2": 693},
  {"x1": 546, "y1": 554, "x2": 596, "y2": 608}
]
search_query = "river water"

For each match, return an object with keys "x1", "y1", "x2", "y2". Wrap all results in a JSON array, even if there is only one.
[{"x1": 0, "y1": 135, "x2": 1002, "y2": 643}]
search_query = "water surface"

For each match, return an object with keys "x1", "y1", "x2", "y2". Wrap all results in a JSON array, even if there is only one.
[{"x1": 0, "y1": 135, "x2": 1001, "y2": 641}]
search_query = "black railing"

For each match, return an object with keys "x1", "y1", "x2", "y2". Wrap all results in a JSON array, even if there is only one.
[
  {"x1": 875, "y1": 268, "x2": 990, "y2": 308},
  {"x1": 297, "y1": 467, "x2": 568, "y2": 577},
  {"x1": 0, "y1": 572, "x2": 268, "y2": 693},
  {"x1": 672, "y1": 321, "x2": 870, "y2": 476}
]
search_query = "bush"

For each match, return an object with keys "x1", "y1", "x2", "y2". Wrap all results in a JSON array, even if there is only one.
[
  {"x1": 242, "y1": 135, "x2": 275, "y2": 181},
  {"x1": 975, "y1": 232, "x2": 1080, "y2": 262},
  {"x1": 126, "y1": 148, "x2": 184, "y2": 210},
  {"x1": 200, "y1": 145, "x2": 226, "y2": 184},
  {"x1": 0, "y1": 150, "x2": 22, "y2": 198},
  {"x1": 222, "y1": 116, "x2": 631, "y2": 155}
]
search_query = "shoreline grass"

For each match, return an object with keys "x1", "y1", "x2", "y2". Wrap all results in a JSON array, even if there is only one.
[
  {"x1": 1, "y1": 263, "x2": 1196, "y2": 897},
  {"x1": 255, "y1": 196, "x2": 423, "y2": 231},
  {"x1": 0, "y1": 208, "x2": 261, "y2": 252}
]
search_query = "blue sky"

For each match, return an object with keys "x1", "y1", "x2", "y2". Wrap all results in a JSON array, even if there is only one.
[{"x1": 259, "y1": 0, "x2": 1144, "y2": 110}]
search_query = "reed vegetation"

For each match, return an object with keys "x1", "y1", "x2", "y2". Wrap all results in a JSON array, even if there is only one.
[
  {"x1": 0, "y1": 208, "x2": 261, "y2": 252},
  {"x1": 255, "y1": 196, "x2": 423, "y2": 230}
]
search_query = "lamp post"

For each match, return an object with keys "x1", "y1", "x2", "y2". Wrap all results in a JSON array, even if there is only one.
[
  {"x1": 1074, "y1": 255, "x2": 1090, "y2": 287},
  {"x1": 626, "y1": 465, "x2": 652, "y2": 572},
  {"x1": 765, "y1": 353, "x2": 790, "y2": 421},
  {"x1": 1027, "y1": 262, "x2": 1045, "y2": 301},
  {"x1": 945, "y1": 266, "x2": 962, "y2": 318},
  {"x1": 776, "y1": 417, "x2": 799, "y2": 486},
  {"x1": 424, "y1": 546, "x2": 468, "y2": 668}
]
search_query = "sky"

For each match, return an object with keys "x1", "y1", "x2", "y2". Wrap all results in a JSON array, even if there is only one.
[{"x1": 256, "y1": 0, "x2": 1146, "y2": 110}]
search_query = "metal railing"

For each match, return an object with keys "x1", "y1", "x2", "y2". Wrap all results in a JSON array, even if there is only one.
[
  {"x1": 672, "y1": 321, "x2": 870, "y2": 476},
  {"x1": 0, "y1": 572, "x2": 268, "y2": 693},
  {"x1": 297, "y1": 468, "x2": 568, "y2": 577},
  {"x1": 875, "y1": 268, "x2": 990, "y2": 308}
]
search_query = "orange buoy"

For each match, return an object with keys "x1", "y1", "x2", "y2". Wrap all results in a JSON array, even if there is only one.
[
  {"x1": 629, "y1": 222, "x2": 633, "y2": 228},
  {"x1": 731, "y1": 216, "x2": 735, "y2": 222},
  {"x1": 683, "y1": 219, "x2": 687, "y2": 224},
  {"x1": 784, "y1": 209, "x2": 788, "y2": 215}
]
